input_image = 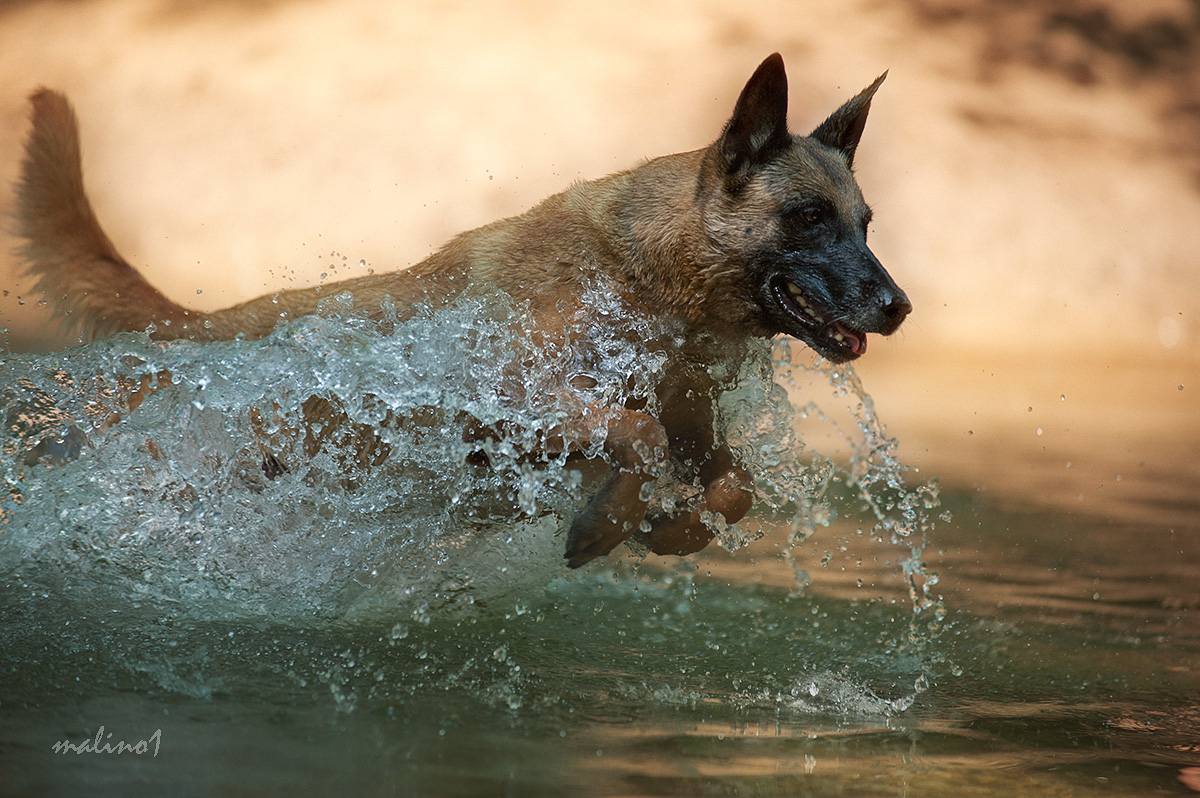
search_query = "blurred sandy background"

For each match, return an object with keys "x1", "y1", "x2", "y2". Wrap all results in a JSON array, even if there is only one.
[{"x1": 0, "y1": 0, "x2": 1197, "y2": 522}]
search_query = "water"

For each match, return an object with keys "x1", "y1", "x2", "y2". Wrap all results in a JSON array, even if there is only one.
[{"x1": 1, "y1": 299, "x2": 1197, "y2": 796}]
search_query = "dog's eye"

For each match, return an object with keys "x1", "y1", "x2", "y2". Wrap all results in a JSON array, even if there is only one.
[
  {"x1": 783, "y1": 200, "x2": 833, "y2": 229},
  {"x1": 787, "y1": 202, "x2": 825, "y2": 226},
  {"x1": 800, "y1": 206, "x2": 825, "y2": 225}
]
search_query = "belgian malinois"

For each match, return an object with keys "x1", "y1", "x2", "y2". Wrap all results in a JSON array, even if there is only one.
[{"x1": 13, "y1": 53, "x2": 910, "y2": 567}]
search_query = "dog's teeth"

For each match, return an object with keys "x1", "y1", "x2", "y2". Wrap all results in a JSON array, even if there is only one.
[
  {"x1": 805, "y1": 307, "x2": 819, "y2": 319},
  {"x1": 834, "y1": 333, "x2": 845, "y2": 342},
  {"x1": 786, "y1": 283, "x2": 808, "y2": 307}
]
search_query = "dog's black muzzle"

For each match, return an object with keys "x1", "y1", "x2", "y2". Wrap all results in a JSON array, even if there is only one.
[{"x1": 762, "y1": 245, "x2": 911, "y2": 363}]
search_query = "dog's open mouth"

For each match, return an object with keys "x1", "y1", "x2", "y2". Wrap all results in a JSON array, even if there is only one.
[{"x1": 771, "y1": 278, "x2": 867, "y2": 360}]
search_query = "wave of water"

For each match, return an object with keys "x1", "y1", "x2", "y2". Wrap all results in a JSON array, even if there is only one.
[{"x1": 0, "y1": 293, "x2": 945, "y2": 712}]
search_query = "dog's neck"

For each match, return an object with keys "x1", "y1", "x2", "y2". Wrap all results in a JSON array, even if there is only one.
[{"x1": 569, "y1": 149, "x2": 763, "y2": 345}]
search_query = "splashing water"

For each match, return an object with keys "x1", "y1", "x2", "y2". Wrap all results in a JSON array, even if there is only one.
[
  {"x1": 768, "y1": 347, "x2": 944, "y2": 618},
  {"x1": 0, "y1": 290, "x2": 944, "y2": 714},
  {"x1": 717, "y1": 342, "x2": 946, "y2": 654}
]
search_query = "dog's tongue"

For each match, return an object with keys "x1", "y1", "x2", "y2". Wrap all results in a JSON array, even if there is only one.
[{"x1": 832, "y1": 321, "x2": 867, "y2": 355}]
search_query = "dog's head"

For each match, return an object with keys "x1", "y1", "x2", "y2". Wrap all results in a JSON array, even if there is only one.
[{"x1": 699, "y1": 53, "x2": 910, "y2": 363}]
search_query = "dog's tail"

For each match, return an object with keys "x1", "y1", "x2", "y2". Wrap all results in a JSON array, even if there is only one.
[{"x1": 14, "y1": 89, "x2": 196, "y2": 342}]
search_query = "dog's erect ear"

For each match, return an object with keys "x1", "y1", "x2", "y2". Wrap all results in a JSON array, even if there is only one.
[
  {"x1": 810, "y1": 72, "x2": 887, "y2": 168},
  {"x1": 716, "y1": 53, "x2": 791, "y2": 184}
]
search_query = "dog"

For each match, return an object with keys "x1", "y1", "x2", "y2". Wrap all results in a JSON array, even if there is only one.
[{"x1": 13, "y1": 53, "x2": 910, "y2": 567}]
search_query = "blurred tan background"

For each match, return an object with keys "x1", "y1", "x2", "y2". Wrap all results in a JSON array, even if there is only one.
[{"x1": 1, "y1": 0, "x2": 1197, "y2": 521}]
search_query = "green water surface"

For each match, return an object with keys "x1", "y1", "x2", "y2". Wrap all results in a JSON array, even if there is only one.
[{"x1": 2, "y1": 486, "x2": 1196, "y2": 797}]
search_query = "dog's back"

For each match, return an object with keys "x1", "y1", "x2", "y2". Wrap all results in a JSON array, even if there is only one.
[{"x1": 12, "y1": 89, "x2": 638, "y2": 345}]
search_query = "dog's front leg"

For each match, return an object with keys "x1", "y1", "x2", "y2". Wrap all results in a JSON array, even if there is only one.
[
  {"x1": 560, "y1": 407, "x2": 669, "y2": 568},
  {"x1": 639, "y1": 442, "x2": 754, "y2": 556}
]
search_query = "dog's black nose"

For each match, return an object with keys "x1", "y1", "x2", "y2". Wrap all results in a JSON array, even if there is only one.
[{"x1": 879, "y1": 289, "x2": 911, "y2": 334}]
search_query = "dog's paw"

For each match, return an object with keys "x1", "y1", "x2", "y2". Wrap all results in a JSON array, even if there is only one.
[
  {"x1": 564, "y1": 510, "x2": 628, "y2": 568},
  {"x1": 638, "y1": 511, "x2": 717, "y2": 556},
  {"x1": 563, "y1": 464, "x2": 655, "y2": 567},
  {"x1": 637, "y1": 466, "x2": 753, "y2": 556}
]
